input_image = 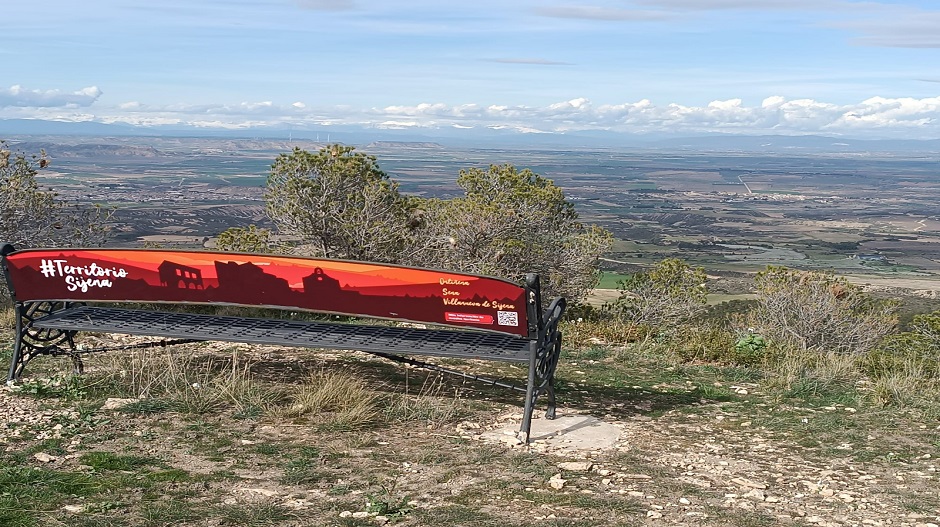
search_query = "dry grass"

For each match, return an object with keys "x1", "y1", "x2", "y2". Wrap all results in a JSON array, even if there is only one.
[
  {"x1": 869, "y1": 356, "x2": 940, "y2": 418},
  {"x1": 274, "y1": 370, "x2": 380, "y2": 430},
  {"x1": 760, "y1": 348, "x2": 861, "y2": 399},
  {"x1": 88, "y1": 347, "x2": 280, "y2": 415},
  {"x1": 383, "y1": 371, "x2": 465, "y2": 427},
  {"x1": 0, "y1": 305, "x2": 14, "y2": 344}
]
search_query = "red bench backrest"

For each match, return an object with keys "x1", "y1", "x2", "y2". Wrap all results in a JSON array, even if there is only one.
[{"x1": 1, "y1": 247, "x2": 533, "y2": 338}]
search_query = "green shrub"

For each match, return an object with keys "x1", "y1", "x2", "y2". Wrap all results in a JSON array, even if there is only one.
[
  {"x1": 742, "y1": 266, "x2": 898, "y2": 357},
  {"x1": 606, "y1": 258, "x2": 708, "y2": 330}
]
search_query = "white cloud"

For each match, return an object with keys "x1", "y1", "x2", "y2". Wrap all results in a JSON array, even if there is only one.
[
  {"x1": 0, "y1": 85, "x2": 102, "y2": 108},
  {"x1": 6, "y1": 95, "x2": 940, "y2": 139}
]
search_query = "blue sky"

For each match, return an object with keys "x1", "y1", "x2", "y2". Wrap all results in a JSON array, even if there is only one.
[{"x1": 2, "y1": 0, "x2": 939, "y2": 138}]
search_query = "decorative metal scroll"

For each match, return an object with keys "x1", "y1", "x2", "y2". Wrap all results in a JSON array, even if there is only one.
[{"x1": 531, "y1": 297, "x2": 567, "y2": 420}]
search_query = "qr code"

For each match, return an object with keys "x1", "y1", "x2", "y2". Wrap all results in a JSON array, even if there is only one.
[{"x1": 497, "y1": 311, "x2": 519, "y2": 327}]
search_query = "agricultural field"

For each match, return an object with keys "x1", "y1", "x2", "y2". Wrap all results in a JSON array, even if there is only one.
[{"x1": 8, "y1": 134, "x2": 940, "y2": 300}]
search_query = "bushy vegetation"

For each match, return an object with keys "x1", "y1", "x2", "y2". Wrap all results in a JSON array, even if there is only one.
[
  {"x1": 1, "y1": 140, "x2": 111, "y2": 305},
  {"x1": 229, "y1": 146, "x2": 611, "y2": 301},
  {"x1": 573, "y1": 260, "x2": 938, "y2": 416},
  {"x1": 1, "y1": 140, "x2": 110, "y2": 250},
  {"x1": 410, "y1": 164, "x2": 611, "y2": 300},
  {"x1": 264, "y1": 145, "x2": 416, "y2": 263},
  {"x1": 741, "y1": 266, "x2": 899, "y2": 357},
  {"x1": 606, "y1": 258, "x2": 707, "y2": 330},
  {"x1": 864, "y1": 310, "x2": 940, "y2": 413}
]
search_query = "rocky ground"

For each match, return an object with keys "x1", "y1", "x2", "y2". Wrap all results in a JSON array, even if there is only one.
[{"x1": 1, "y1": 342, "x2": 939, "y2": 526}]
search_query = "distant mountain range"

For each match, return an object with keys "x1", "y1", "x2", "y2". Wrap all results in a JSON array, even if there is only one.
[{"x1": 2, "y1": 118, "x2": 939, "y2": 153}]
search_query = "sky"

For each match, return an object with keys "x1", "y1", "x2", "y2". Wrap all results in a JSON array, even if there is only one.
[{"x1": 2, "y1": 0, "x2": 940, "y2": 139}]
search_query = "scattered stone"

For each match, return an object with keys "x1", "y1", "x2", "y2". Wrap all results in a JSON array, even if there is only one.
[
  {"x1": 375, "y1": 516, "x2": 389, "y2": 525},
  {"x1": 33, "y1": 452, "x2": 56, "y2": 463},
  {"x1": 101, "y1": 397, "x2": 140, "y2": 410},
  {"x1": 237, "y1": 487, "x2": 278, "y2": 498},
  {"x1": 679, "y1": 497, "x2": 691, "y2": 505},
  {"x1": 339, "y1": 511, "x2": 353, "y2": 518},
  {"x1": 557, "y1": 461, "x2": 593, "y2": 472},
  {"x1": 622, "y1": 474, "x2": 653, "y2": 480},
  {"x1": 62, "y1": 504, "x2": 84, "y2": 513},
  {"x1": 549, "y1": 473, "x2": 567, "y2": 490},
  {"x1": 731, "y1": 477, "x2": 766, "y2": 489},
  {"x1": 743, "y1": 488, "x2": 766, "y2": 501},
  {"x1": 646, "y1": 511, "x2": 663, "y2": 519},
  {"x1": 352, "y1": 511, "x2": 369, "y2": 519}
]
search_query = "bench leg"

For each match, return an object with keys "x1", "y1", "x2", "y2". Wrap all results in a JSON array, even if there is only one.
[
  {"x1": 6, "y1": 304, "x2": 26, "y2": 384},
  {"x1": 518, "y1": 301, "x2": 566, "y2": 443},
  {"x1": 543, "y1": 331, "x2": 562, "y2": 420},
  {"x1": 6, "y1": 302, "x2": 79, "y2": 382},
  {"x1": 518, "y1": 341, "x2": 539, "y2": 444}
]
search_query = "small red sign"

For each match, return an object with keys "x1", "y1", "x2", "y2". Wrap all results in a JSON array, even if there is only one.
[{"x1": 445, "y1": 312, "x2": 494, "y2": 325}]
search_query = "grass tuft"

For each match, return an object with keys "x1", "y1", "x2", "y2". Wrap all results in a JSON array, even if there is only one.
[
  {"x1": 276, "y1": 370, "x2": 379, "y2": 430},
  {"x1": 383, "y1": 372, "x2": 464, "y2": 427}
]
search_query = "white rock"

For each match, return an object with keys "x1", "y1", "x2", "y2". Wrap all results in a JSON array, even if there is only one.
[
  {"x1": 101, "y1": 397, "x2": 140, "y2": 410},
  {"x1": 62, "y1": 505, "x2": 84, "y2": 513},
  {"x1": 646, "y1": 511, "x2": 663, "y2": 518},
  {"x1": 679, "y1": 497, "x2": 691, "y2": 505},
  {"x1": 375, "y1": 516, "x2": 389, "y2": 525},
  {"x1": 731, "y1": 477, "x2": 766, "y2": 489},
  {"x1": 33, "y1": 452, "x2": 56, "y2": 463},
  {"x1": 352, "y1": 512, "x2": 369, "y2": 519},
  {"x1": 339, "y1": 511, "x2": 353, "y2": 518},
  {"x1": 743, "y1": 488, "x2": 766, "y2": 501},
  {"x1": 549, "y1": 474, "x2": 567, "y2": 489}
]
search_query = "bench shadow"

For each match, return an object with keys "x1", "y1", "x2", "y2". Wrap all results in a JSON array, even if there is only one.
[{"x1": 188, "y1": 347, "x2": 720, "y2": 422}]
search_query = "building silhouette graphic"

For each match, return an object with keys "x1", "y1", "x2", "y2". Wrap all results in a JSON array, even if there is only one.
[{"x1": 158, "y1": 261, "x2": 204, "y2": 289}]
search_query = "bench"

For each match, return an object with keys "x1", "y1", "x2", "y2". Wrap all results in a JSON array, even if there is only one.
[{"x1": 1, "y1": 244, "x2": 565, "y2": 442}]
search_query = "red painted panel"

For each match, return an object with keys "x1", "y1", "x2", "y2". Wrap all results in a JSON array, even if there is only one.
[{"x1": 2, "y1": 249, "x2": 530, "y2": 337}]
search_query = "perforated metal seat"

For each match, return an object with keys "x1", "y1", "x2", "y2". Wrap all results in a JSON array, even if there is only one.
[{"x1": 33, "y1": 306, "x2": 532, "y2": 362}]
